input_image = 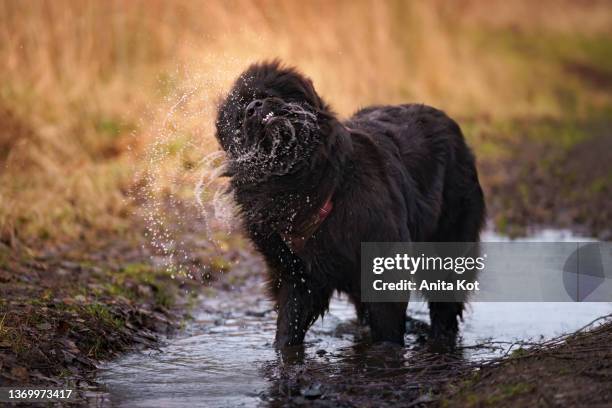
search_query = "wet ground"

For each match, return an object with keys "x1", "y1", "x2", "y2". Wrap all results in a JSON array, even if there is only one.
[{"x1": 92, "y1": 229, "x2": 612, "y2": 407}]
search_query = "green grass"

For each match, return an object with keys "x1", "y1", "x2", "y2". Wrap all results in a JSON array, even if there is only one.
[
  {"x1": 96, "y1": 262, "x2": 180, "y2": 309},
  {"x1": 589, "y1": 176, "x2": 609, "y2": 194},
  {"x1": 154, "y1": 285, "x2": 175, "y2": 309},
  {"x1": 84, "y1": 303, "x2": 125, "y2": 328},
  {"x1": 485, "y1": 382, "x2": 536, "y2": 405},
  {"x1": 509, "y1": 347, "x2": 529, "y2": 359}
]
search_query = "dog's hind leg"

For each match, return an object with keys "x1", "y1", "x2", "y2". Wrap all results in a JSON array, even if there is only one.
[
  {"x1": 348, "y1": 293, "x2": 369, "y2": 325},
  {"x1": 428, "y1": 184, "x2": 485, "y2": 349},
  {"x1": 428, "y1": 301, "x2": 463, "y2": 348}
]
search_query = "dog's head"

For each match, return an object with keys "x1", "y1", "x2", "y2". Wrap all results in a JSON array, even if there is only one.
[{"x1": 216, "y1": 61, "x2": 331, "y2": 184}]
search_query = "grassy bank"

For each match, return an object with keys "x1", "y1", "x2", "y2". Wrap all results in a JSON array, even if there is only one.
[
  {"x1": 439, "y1": 317, "x2": 612, "y2": 407},
  {"x1": 0, "y1": 223, "x2": 195, "y2": 386},
  {"x1": 0, "y1": 206, "x2": 251, "y2": 387},
  {"x1": 1, "y1": 0, "x2": 611, "y2": 245}
]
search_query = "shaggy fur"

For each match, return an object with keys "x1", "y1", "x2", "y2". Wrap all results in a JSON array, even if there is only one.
[{"x1": 215, "y1": 61, "x2": 485, "y2": 347}]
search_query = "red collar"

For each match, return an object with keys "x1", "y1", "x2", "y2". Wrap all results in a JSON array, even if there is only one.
[
  {"x1": 318, "y1": 196, "x2": 333, "y2": 220},
  {"x1": 280, "y1": 195, "x2": 334, "y2": 254}
]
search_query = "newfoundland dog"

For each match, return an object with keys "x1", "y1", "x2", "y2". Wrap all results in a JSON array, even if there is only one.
[{"x1": 215, "y1": 61, "x2": 485, "y2": 348}]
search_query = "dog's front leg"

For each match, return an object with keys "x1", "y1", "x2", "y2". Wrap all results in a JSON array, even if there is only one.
[
  {"x1": 274, "y1": 276, "x2": 330, "y2": 348},
  {"x1": 367, "y1": 301, "x2": 408, "y2": 345}
]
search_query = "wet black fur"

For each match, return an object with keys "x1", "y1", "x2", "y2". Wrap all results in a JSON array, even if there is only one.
[{"x1": 216, "y1": 61, "x2": 486, "y2": 348}]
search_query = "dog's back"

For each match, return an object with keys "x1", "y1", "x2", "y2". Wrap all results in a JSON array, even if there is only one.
[{"x1": 347, "y1": 103, "x2": 485, "y2": 242}]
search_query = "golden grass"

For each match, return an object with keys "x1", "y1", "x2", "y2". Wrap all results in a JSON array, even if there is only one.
[{"x1": 1, "y1": 0, "x2": 611, "y2": 244}]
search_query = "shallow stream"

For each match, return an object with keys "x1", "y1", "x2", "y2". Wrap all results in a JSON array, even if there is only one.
[{"x1": 93, "y1": 229, "x2": 611, "y2": 407}]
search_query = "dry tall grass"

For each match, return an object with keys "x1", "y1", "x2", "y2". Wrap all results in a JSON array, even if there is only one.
[{"x1": 1, "y1": 0, "x2": 611, "y2": 244}]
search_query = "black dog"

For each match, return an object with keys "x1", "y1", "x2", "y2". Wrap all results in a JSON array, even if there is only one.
[{"x1": 215, "y1": 61, "x2": 485, "y2": 348}]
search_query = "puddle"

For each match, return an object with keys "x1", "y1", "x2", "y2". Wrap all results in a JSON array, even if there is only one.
[{"x1": 93, "y1": 229, "x2": 611, "y2": 407}]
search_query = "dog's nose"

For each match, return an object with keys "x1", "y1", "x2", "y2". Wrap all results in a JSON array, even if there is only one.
[{"x1": 246, "y1": 99, "x2": 264, "y2": 118}]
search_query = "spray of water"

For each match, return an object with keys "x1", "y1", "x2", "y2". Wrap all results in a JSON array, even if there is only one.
[
  {"x1": 194, "y1": 150, "x2": 237, "y2": 236},
  {"x1": 135, "y1": 59, "x2": 320, "y2": 285},
  {"x1": 134, "y1": 60, "x2": 245, "y2": 283}
]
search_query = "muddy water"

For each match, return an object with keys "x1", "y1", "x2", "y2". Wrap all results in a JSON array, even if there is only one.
[{"x1": 93, "y1": 229, "x2": 612, "y2": 407}]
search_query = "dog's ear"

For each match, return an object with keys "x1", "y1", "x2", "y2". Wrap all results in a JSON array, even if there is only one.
[
  {"x1": 214, "y1": 96, "x2": 229, "y2": 150},
  {"x1": 292, "y1": 72, "x2": 332, "y2": 114},
  {"x1": 215, "y1": 116, "x2": 235, "y2": 154},
  {"x1": 302, "y1": 77, "x2": 323, "y2": 108},
  {"x1": 302, "y1": 77, "x2": 335, "y2": 117},
  {"x1": 215, "y1": 90, "x2": 244, "y2": 153}
]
